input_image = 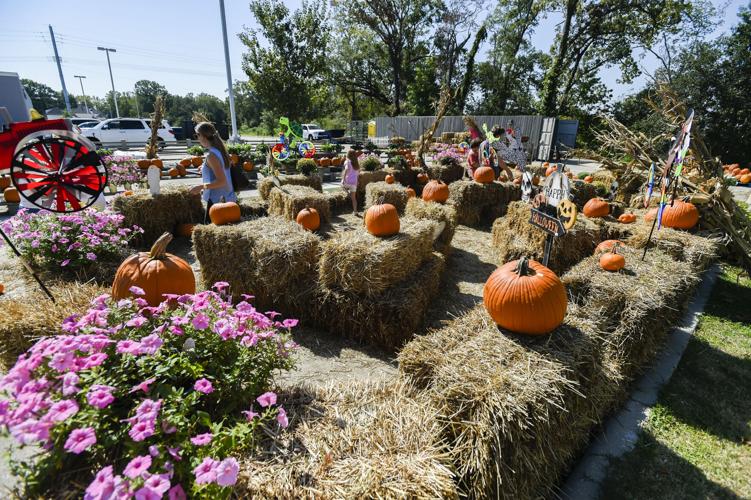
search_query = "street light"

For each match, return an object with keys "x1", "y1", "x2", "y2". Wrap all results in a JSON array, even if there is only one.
[
  {"x1": 218, "y1": 0, "x2": 239, "y2": 142},
  {"x1": 73, "y1": 75, "x2": 90, "y2": 115},
  {"x1": 97, "y1": 46, "x2": 119, "y2": 118}
]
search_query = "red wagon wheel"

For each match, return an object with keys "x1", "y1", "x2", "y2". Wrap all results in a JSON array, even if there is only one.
[{"x1": 11, "y1": 135, "x2": 107, "y2": 212}]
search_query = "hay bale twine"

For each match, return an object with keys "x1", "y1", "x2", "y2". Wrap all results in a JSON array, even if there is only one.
[
  {"x1": 267, "y1": 185, "x2": 331, "y2": 222},
  {"x1": 365, "y1": 182, "x2": 410, "y2": 214},
  {"x1": 258, "y1": 174, "x2": 323, "y2": 201},
  {"x1": 405, "y1": 198, "x2": 458, "y2": 254}
]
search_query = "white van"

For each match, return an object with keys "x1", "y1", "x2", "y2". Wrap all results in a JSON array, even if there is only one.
[{"x1": 81, "y1": 118, "x2": 176, "y2": 148}]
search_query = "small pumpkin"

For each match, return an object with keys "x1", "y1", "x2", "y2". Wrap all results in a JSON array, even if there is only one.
[
  {"x1": 168, "y1": 168, "x2": 179, "y2": 178},
  {"x1": 0, "y1": 283, "x2": 4, "y2": 295},
  {"x1": 4, "y1": 187, "x2": 20, "y2": 203},
  {"x1": 191, "y1": 156, "x2": 204, "y2": 167},
  {"x1": 176, "y1": 165, "x2": 187, "y2": 177},
  {"x1": 137, "y1": 159, "x2": 151, "y2": 169},
  {"x1": 513, "y1": 176, "x2": 522, "y2": 185},
  {"x1": 230, "y1": 154, "x2": 240, "y2": 165},
  {"x1": 583, "y1": 198, "x2": 610, "y2": 218},
  {"x1": 584, "y1": 175, "x2": 593, "y2": 183},
  {"x1": 296, "y1": 206, "x2": 320, "y2": 231},
  {"x1": 545, "y1": 164, "x2": 558, "y2": 176},
  {"x1": 532, "y1": 175, "x2": 540, "y2": 186},
  {"x1": 498, "y1": 172, "x2": 509, "y2": 182},
  {"x1": 365, "y1": 202, "x2": 400, "y2": 237},
  {"x1": 112, "y1": 232, "x2": 196, "y2": 307},
  {"x1": 599, "y1": 244, "x2": 626, "y2": 272},
  {"x1": 175, "y1": 223, "x2": 195, "y2": 237},
  {"x1": 179, "y1": 158, "x2": 192, "y2": 168},
  {"x1": 151, "y1": 159, "x2": 163, "y2": 169},
  {"x1": 732, "y1": 167, "x2": 741, "y2": 176},
  {"x1": 0, "y1": 177, "x2": 10, "y2": 190},
  {"x1": 208, "y1": 198, "x2": 241, "y2": 225},
  {"x1": 741, "y1": 168, "x2": 750, "y2": 175},
  {"x1": 740, "y1": 174, "x2": 751, "y2": 185},
  {"x1": 618, "y1": 212, "x2": 636, "y2": 224},
  {"x1": 385, "y1": 174, "x2": 395, "y2": 184},
  {"x1": 319, "y1": 158, "x2": 331, "y2": 168},
  {"x1": 406, "y1": 187, "x2": 416, "y2": 198},
  {"x1": 483, "y1": 257, "x2": 567, "y2": 336},
  {"x1": 595, "y1": 239, "x2": 624, "y2": 255},
  {"x1": 645, "y1": 200, "x2": 699, "y2": 229},
  {"x1": 422, "y1": 180, "x2": 449, "y2": 203},
  {"x1": 473, "y1": 166, "x2": 495, "y2": 184},
  {"x1": 332, "y1": 157, "x2": 343, "y2": 166},
  {"x1": 417, "y1": 172, "x2": 429, "y2": 184},
  {"x1": 123, "y1": 190, "x2": 134, "y2": 196},
  {"x1": 243, "y1": 161, "x2": 254, "y2": 172}
]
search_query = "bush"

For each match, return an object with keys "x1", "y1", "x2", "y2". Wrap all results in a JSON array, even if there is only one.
[
  {"x1": 187, "y1": 145, "x2": 206, "y2": 156},
  {"x1": 387, "y1": 155, "x2": 408, "y2": 170},
  {"x1": 577, "y1": 172, "x2": 591, "y2": 180},
  {"x1": 0, "y1": 285, "x2": 297, "y2": 498},
  {"x1": 256, "y1": 143, "x2": 270, "y2": 155},
  {"x1": 433, "y1": 143, "x2": 462, "y2": 167},
  {"x1": 296, "y1": 158, "x2": 317, "y2": 176},
  {"x1": 360, "y1": 154, "x2": 382, "y2": 172},
  {"x1": 593, "y1": 181, "x2": 609, "y2": 197},
  {"x1": 96, "y1": 148, "x2": 113, "y2": 157},
  {"x1": 388, "y1": 136, "x2": 406, "y2": 148},
  {"x1": 0, "y1": 209, "x2": 143, "y2": 273},
  {"x1": 365, "y1": 141, "x2": 377, "y2": 153},
  {"x1": 103, "y1": 155, "x2": 144, "y2": 186}
]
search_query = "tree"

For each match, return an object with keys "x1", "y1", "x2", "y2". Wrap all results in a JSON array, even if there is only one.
[
  {"x1": 134, "y1": 80, "x2": 169, "y2": 115},
  {"x1": 21, "y1": 79, "x2": 76, "y2": 113},
  {"x1": 232, "y1": 80, "x2": 263, "y2": 128},
  {"x1": 240, "y1": 0, "x2": 330, "y2": 120}
]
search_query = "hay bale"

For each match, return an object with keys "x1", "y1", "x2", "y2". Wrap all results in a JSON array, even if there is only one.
[
  {"x1": 0, "y1": 281, "x2": 108, "y2": 369},
  {"x1": 569, "y1": 180, "x2": 598, "y2": 209},
  {"x1": 326, "y1": 189, "x2": 351, "y2": 215},
  {"x1": 112, "y1": 187, "x2": 204, "y2": 247},
  {"x1": 238, "y1": 198, "x2": 268, "y2": 218},
  {"x1": 626, "y1": 225, "x2": 720, "y2": 272},
  {"x1": 400, "y1": 305, "x2": 614, "y2": 499},
  {"x1": 405, "y1": 198, "x2": 457, "y2": 254},
  {"x1": 267, "y1": 185, "x2": 331, "y2": 222},
  {"x1": 314, "y1": 252, "x2": 445, "y2": 351},
  {"x1": 258, "y1": 174, "x2": 323, "y2": 200},
  {"x1": 491, "y1": 201, "x2": 613, "y2": 274},
  {"x1": 527, "y1": 164, "x2": 548, "y2": 177},
  {"x1": 364, "y1": 181, "x2": 410, "y2": 213},
  {"x1": 384, "y1": 166, "x2": 416, "y2": 187},
  {"x1": 318, "y1": 219, "x2": 437, "y2": 296},
  {"x1": 237, "y1": 380, "x2": 458, "y2": 498},
  {"x1": 448, "y1": 181, "x2": 518, "y2": 227},
  {"x1": 591, "y1": 169, "x2": 615, "y2": 186},
  {"x1": 193, "y1": 217, "x2": 319, "y2": 310},
  {"x1": 356, "y1": 170, "x2": 388, "y2": 207},
  {"x1": 427, "y1": 162, "x2": 465, "y2": 183}
]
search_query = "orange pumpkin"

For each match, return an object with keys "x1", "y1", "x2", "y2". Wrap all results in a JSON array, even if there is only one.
[
  {"x1": 0, "y1": 283, "x2": 4, "y2": 294},
  {"x1": 151, "y1": 159, "x2": 163, "y2": 169},
  {"x1": 385, "y1": 174, "x2": 395, "y2": 184},
  {"x1": 296, "y1": 207, "x2": 320, "y2": 231},
  {"x1": 4, "y1": 187, "x2": 20, "y2": 203},
  {"x1": 112, "y1": 233, "x2": 195, "y2": 306},
  {"x1": 332, "y1": 157, "x2": 343, "y2": 167},
  {"x1": 175, "y1": 223, "x2": 195, "y2": 237},
  {"x1": 473, "y1": 166, "x2": 495, "y2": 184},
  {"x1": 740, "y1": 174, "x2": 751, "y2": 185},
  {"x1": 417, "y1": 172, "x2": 429, "y2": 184},
  {"x1": 732, "y1": 167, "x2": 741, "y2": 176},
  {"x1": 595, "y1": 239, "x2": 624, "y2": 255},
  {"x1": 422, "y1": 180, "x2": 449, "y2": 203},
  {"x1": 230, "y1": 154, "x2": 240, "y2": 166},
  {"x1": 319, "y1": 158, "x2": 331, "y2": 168},
  {"x1": 243, "y1": 161, "x2": 254, "y2": 172},
  {"x1": 365, "y1": 202, "x2": 400, "y2": 237},
  {"x1": 208, "y1": 198, "x2": 241, "y2": 225},
  {"x1": 483, "y1": 257, "x2": 567, "y2": 335},
  {"x1": 532, "y1": 175, "x2": 540, "y2": 186},
  {"x1": 0, "y1": 177, "x2": 10, "y2": 190},
  {"x1": 741, "y1": 168, "x2": 750, "y2": 175},
  {"x1": 168, "y1": 168, "x2": 179, "y2": 178},
  {"x1": 645, "y1": 200, "x2": 699, "y2": 229},
  {"x1": 498, "y1": 172, "x2": 509, "y2": 182},
  {"x1": 513, "y1": 176, "x2": 522, "y2": 185},
  {"x1": 545, "y1": 164, "x2": 558, "y2": 176},
  {"x1": 584, "y1": 176, "x2": 593, "y2": 183},
  {"x1": 599, "y1": 245, "x2": 626, "y2": 272},
  {"x1": 137, "y1": 159, "x2": 151, "y2": 169},
  {"x1": 123, "y1": 190, "x2": 134, "y2": 196},
  {"x1": 192, "y1": 156, "x2": 204, "y2": 167},
  {"x1": 618, "y1": 212, "x2": 636, "y2": 224},
  {"x1": 583, "y1": 198, "x2": 610, "y2": 218},
  {"x1": 406, "y1": 187, "x2": 416, "y2": 198},
  {"x1": 179, "y1": 158, "x2": 192, "y2": 168},
  {"x1": 176, "y1": 165, "x2": 187, "y2": 177}
]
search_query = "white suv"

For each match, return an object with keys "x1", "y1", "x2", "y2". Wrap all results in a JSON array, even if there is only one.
[
  {"x1": 301, "y1": 123, "x2": 328, "y2": 141},
  {"x1": 81, "y1": 118, "x2": 176, "y2": 148}
]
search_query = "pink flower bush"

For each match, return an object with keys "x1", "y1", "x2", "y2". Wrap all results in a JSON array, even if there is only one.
[
  {"x1": 0, "y1": 286, "x2": 297, "y2": 498},
  {"x1": 0, "y1": 209, "x2": 142, "y2": 272},
  {"x1": 433, "y1": 142, "x2": 464, "y2": 166},
  {"x1": 103, "y1": 155, "x2": 144, "y2": 186}
]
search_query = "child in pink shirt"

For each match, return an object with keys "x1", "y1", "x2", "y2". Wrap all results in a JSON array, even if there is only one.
[{"x1": 341, "y1": 149, "x2": 361, "y2": 215}]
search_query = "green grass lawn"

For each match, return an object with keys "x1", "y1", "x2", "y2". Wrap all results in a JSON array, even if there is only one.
[{"x1": 600, "y1": 265, "x2": 751, "y2": 499}]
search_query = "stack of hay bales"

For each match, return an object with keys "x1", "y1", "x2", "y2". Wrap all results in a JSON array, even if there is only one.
[
  {"x1": 314, "y1": 219, "x2": 445, "y2": 350},
  {"x1": 238, "y1": 198, "x2": 267, "y2": 218},
  {"x1": 258, "y1": 174, "x2": 322, "y2": 201},
  {"x1": 427, "y1": 162, "x2": 465, "y2": 183},
  {"x1": 193, "y1": 217, "x2": 320, "y2": 311},
  {"x1": 591, "y1": 169, "x2": 616, "y2": 186},
  {"x1": 112, "y1": 187, "x2": 204, "y2": 247},
  {"x1": 448, "y1": 181, "x2": 521, "y2": 227},
  {"x1": 491, "y1": 201, "x2": 622, "y2": 274},
  {"x1": 267, "y1": 185, "x2": 331, "y2": 222},
  {"x1": 365, "y1": 181, "x2": 411, "y2": 213},
  {"x1": 356, "y1": 170, "x2": 388, "y2": 207},
  {"x1": 626, "y1": 225, "x2": 720, "y2": 272},
  {"x1": 405, "y1": 198, "x2": 458, "y2": 254},
  {"x1": 237, "y1": 380, "x2": 457, "y2": 498}
]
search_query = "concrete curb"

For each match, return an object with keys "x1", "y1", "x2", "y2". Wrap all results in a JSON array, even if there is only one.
[{"x1": 559, "y1": 263, "x2": 721, "y2": 500}]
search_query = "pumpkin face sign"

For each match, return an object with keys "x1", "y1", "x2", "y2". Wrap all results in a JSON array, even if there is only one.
[
  {"x1": 365, "y1": 203, "x2": 400, "y2": 237},
  {"x1": 422, "y1": 180, "x2": 449, "y2": 203},
  {"x1": 483, "y1": 257, "x2": 567, "y2": 335},
  {"x1": 557, "y1": 199, "x2": 578, "y2": 230}
]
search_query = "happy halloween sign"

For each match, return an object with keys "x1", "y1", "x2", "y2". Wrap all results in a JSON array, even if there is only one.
[{"x1": 529, "y1": 207, "x2": 566, "y2": 236}]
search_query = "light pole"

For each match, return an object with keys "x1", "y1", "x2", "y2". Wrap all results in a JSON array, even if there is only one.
[
  {"x1": 218, "y1": 0, "x2": 239, "y2": 142},
  {"x1": 48, "y1": 25, "x2": 71, "y2": 115},
  {"x1": 98, "y1": 46, "x2": 119, "y2": 118},
  {"x1": 73, "y1": 75, "x2": 90, "y2": 115}
]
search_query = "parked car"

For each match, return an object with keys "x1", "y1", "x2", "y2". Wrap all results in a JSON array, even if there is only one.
[
  {"x1": 76, "y1": 121, "x2": 100, "y2": 129},
  {"x1": 301, "y1": 123, "x2": 329, "y2": 141},
  {"x1": 71, "y1": 118, "x2": 99, "y2": 127},
  {"x1": 82, "y1": 118, "x2": 176, "y2": 148}
]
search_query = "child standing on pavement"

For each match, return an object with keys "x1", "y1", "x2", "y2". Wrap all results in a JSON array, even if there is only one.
[{"x1": 341, "y1": 149, "x2": 360, "y2": 216}]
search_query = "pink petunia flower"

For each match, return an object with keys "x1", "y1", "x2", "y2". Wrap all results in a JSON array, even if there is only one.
[
  {"x1": 191, "y1": 314, "x2": 210, "y2": 330},
  {"x1": 61, "y1": 373, "x2": 80, "y2": 396},
  {"x1": 193, "y1": 378, "x2": 213, "y2": 394},
  {"x1": 256, "y1": 391, "x2": 277, "y2": 408},
  {"x1": 64, "y1": 427, "x2": 96, "y2": 454},
  {"x1": 129, "y1": 286, "x2": 146, "y2": 296},
  {"x1": 84, "y1": 465, "x2": 116, "y2": 499},
  {"x1": 193, "y1": 457, "x2": 219, "y2": 484},
  {"x1": 143, "y1": 474, "x2": 170, "y2": 495},
  {"x1": 46, "y1": 399, "x2": 79, "y2": 422},
  {"x1": 130, "y1": 378, "x2": 156, "y2": 394},
  {"x1": 242, "y1": 408, "x2": 259, "y2": 421},
  {"x1": 126, "y1": 316, "x2": 148, "y2": 328},
  {"x1": 190, "y1": 433, "x2": 212, "y2": 446},
  {"x1": 117, "y1": 340, "x2": 142, "y2": 355},
  {"x1": 138, "y1": 334, "x2": 163, "y2": 355},
  {"x1": 129, "y1": 420, "x2": 155, "y2": 442},
  {"x1": 123, "y1": 454, "x2": 152, "y2": 479},
  {"x1": 276, "y1": 407, "x2": 289, "y2": 428},
  {"x1": 168, "y1": 484, "x2": 187, "y2": 500},
  {"x1": 215, "y1": 457, "x2": 239, "y2": 487}
]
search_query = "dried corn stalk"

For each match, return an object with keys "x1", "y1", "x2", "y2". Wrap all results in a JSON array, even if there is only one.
[{"x1": 145, "y1": 95, "x2": 165, "y2": 160}]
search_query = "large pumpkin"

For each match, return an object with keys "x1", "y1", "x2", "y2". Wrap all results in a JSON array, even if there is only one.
[
  {"x1": 365, "y1": 202, "x2": 400, "y2": 237},
  {"x1": 618, "y1": 212, "x2": 636, "y2": 224},
  {"x1": 583, "y1": 198, "x2": 610, "y2": 218},
  {"x1": 137, "y1": 159, "x2": 151, "y2": 169},
  {"x1": 168, "y1": 168, "x2": 179, "y2": 178},
  {"x1": 209, "y1": 199, "x2": 241, "y2": 225},
  {"x1": 740, "y1": 174, "x2": 751, "y2": 185},
  {"x1": 422, "y1": 180, "x2": 449, "y2": 203},
  {"x1": 473, "y1": 166, "x2": 495, "y2": 184},
  {"x1": 296, "y1": 207, "x2": 320, "y2": 231},
  {"x1": 483, "y1": 257, "x2": 567, "y2": 335},
  {"x1": 645, "y1": 200, "x2": 699, "y2": 229},
  {"x1": 319, "y1": 158, "x2": 331, "y2": 168},
  {"x1": 111, "y1": 233, "x2": 196, "y2": 307},
  {"x1": 191, "y1": 156, "x2": 204, "y2": 167},
  {"x1": 0, "y1": 177, "x2": 10, "y2": 190},
  {"x1": 4, "y1": 187, "x2": 20, "y2": 203},
  {"x1": 176, "y1": 165, "x2": 187, "y2": 177}
]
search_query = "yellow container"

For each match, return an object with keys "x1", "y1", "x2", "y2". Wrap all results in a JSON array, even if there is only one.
[{"x1": 367, "y1": 120, "x2": 376, "y2": 137}]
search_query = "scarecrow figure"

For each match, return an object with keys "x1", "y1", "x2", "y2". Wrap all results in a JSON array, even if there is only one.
[{"x1": 491, "y1": 120, "x2": 527, "y2": 172}]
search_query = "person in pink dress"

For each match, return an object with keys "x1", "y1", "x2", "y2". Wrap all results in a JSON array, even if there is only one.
[{"x1": 341, "y1": 149, "x2": 361, "y2": 216}]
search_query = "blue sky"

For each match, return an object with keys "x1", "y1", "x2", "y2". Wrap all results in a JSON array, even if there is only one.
[{"x1": 0, "y1": 0, "x2": 746, "y2": 105}]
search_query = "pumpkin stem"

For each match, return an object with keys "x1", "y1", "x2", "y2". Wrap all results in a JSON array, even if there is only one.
[
  {"x1": 515, "y1": 256, "x2": 532, "y2": 276},
  {"x1": 150, "y1": 232, "x2": 173, "y2": 259}
]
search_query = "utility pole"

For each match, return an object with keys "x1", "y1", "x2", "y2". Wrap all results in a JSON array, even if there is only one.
[
  {"x1": 219, "y1": 0, "x2": 239, "y2": 142},
  {"x1": 134, "y1": 88, "x2": 140, "y2": 117},
  {"x1": 48, "y1": 25, "x2": 71, "y2": 115},
  {"x1": 74, "y1": 75, "x2": 90, "y2": 115},
  {"x1": 98, "y1": 46, "x2": 119, "y2": 118}
]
